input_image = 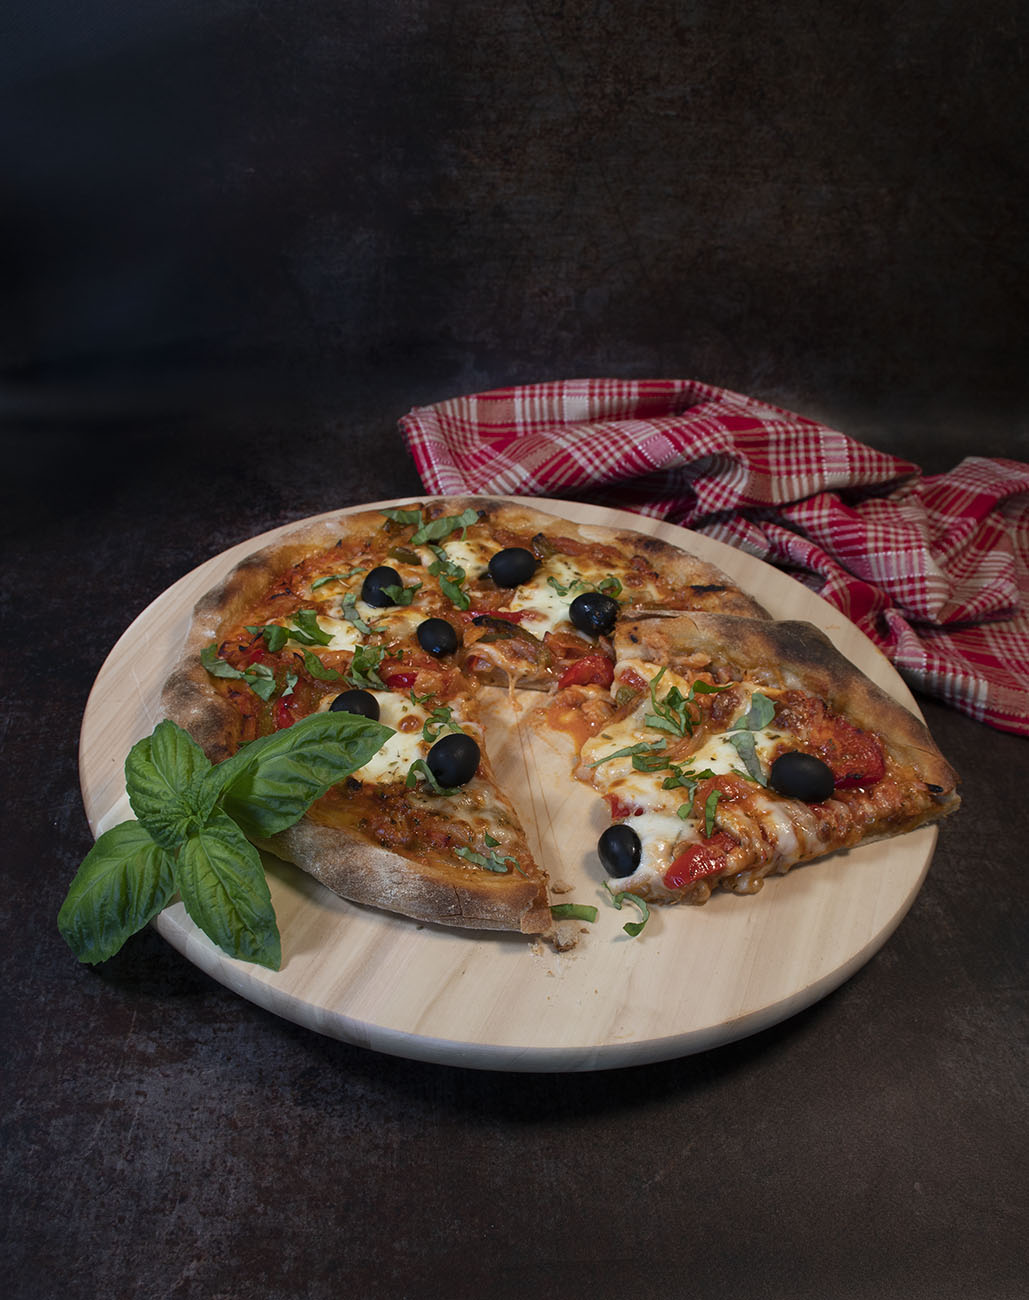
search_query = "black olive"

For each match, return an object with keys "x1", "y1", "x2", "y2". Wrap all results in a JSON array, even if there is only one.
[
  {"x1": 361, "y1": 565, "x2": 402, "y2": 607},
  {"x1": 488, "y1": 547, "x2": 538, "y2": 588},
  {"x1": 598, "y1": 823, "x2": 642, "y2": 878},
  {"x1": 769, "y1": 751, "x2": 835, "y2": 803},
  {"x1": 416, "y1": 617, "x2": 459, "y2": 658},
  {"x1": 329, "y1": 689, "x2": 380, "y2": 721},
  {"x1": 426, "y1": 732, "x2": 481, "y2": 788},
  {"x1": 569, "y1": 591, "x2": 619, "y2": 638}
]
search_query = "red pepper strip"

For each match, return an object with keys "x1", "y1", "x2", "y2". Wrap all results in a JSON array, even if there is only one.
[
  {"x1": 558, "y1": 653, "x2": 615, "y2": 689},
  {"x1": 606, "y1": 795, "x2": 646, "y2": 820},
  {"x1": 663, "y1": 832, "x2": 737, "y2": 890},
  {"x1": 382, "y1": 668, "x2": 419, "y2": 691},
  {"x1": 274, "y1": 697, "x2": 298, "y2": 730},
  {"x1": 466, "y1": 609, "x2": 531, "y2": 623}
]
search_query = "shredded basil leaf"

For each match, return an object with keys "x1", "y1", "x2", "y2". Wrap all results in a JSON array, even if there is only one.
[
  {"x1": 347, "y1": 644, "x2": 387, "y2": 689},
  {"x1": 381, "y1": 581, "x2": 421, "y2": 606},
  {"x1": 381, "y1": 506, "x2": 424, "y2": 527},
  {"x1": 603, "y1": 883, "x2": 650, "y2": 937},
  {"x1": 589, "y1": 739, "x2": 666, "y2": 768},
  {"x1": 302, "y1": 650, "x2": 342, "y2": 682},
  {"x1": 410, "y1": 507, "x2": 479, "y2": 545},
  {"x1": 550, "y1": 903, "x2": 599, "y2": 923},
  {"x1": 311, "y1": 567, "x2": 364, "y2": 590},
  {"x1": 704, "y1": 789, "x2": 721, "y2": 836},
  {"x1": 729, "y1": 691, "x2": 776, "y2": 732},
  {"x1": 422, "y1": 705, "x2": 464, "y2": 744},
  {"x1": 341, "y1": 592, "x2": 372, "y2": 634},
  {"x1": 728, "y1": 730, "x2": 767, "y2": 785},
  {"x1": 455, "y1": 844, "x2": 517, "y2": 873},
  {"x1": 404, "y1": 758, "x2": 457, "y2": 796}
]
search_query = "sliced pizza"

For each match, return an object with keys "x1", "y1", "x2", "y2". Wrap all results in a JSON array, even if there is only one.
[
  {"x1": 572, "y1": 614, "x2": 960, "y2": 903},
  {"x1": 161, "y1": 497, "x2": 958, "y2": 942}
]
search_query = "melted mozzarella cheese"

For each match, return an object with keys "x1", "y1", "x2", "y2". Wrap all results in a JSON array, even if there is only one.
[
  {"x1": 504, "y1": 555, "x2": 624, "y2": 636},
  {"x1": 349, "y1": 692, "x2": 432, "y2": 784}
]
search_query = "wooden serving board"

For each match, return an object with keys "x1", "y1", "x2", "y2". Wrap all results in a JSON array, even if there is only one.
[{"x1": 78, "y1": 497, "x2": 938, "y2": 1071}]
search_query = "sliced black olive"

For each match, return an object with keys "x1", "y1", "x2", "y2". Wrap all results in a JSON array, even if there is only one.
[
  {"x1": 361, "y1": 565, "x2": 402, "y2": 608},
  {"x1": 426, "y1": 732, "x2": 481, "y2": 788},
  {"x1": 569, "y1": 591, "x2": 619, "y2": 638},
  {"x1": 488, "y1": 547, "x2": 538, "y2": 588},
  {"x1": 329, "y1": 689, "x2": 380, "y2": 721},
  {"x1": 769, "y1": 751, "x2": 835, "y2": 803},
  {"x1": 416, "y1": 617, "x2": 459, "y2": 658},
  {"x1": 598, "y1": 823, "x2": 642, "y2": 878}
]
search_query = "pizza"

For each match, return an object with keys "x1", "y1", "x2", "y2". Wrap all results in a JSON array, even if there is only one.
[{"x1": 161, "y1": 496, "x2": 958, "y2": 942}]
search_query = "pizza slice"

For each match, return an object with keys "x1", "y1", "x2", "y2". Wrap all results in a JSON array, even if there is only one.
[
  {"x1": 161, "y1": 508, "x2": 553, "y2": 936},
  {"x1": 572, "y1": 614, "x2": 960, "y2": 903}
]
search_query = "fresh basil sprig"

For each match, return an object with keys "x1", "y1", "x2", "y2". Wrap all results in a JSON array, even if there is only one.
[{"x1": 58, "y1": 713, "x2": 394, "y2": 970}]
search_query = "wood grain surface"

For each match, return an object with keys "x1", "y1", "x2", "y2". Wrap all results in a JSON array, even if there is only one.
[{"x1": 78, "y1": 497, "x2": 938, "y2": 1071}]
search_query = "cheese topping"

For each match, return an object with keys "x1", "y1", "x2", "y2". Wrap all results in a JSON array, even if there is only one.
[{"x1": 347, "y1": 692, "x2": 432, "y2": 784}]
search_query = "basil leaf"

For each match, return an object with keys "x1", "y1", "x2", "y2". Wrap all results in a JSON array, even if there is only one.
[
  {"x1": 589, "y1": 739, "x2": 665, "y2": 768},
  {"x1": 302, "y1": 650, "x2": 342, "y2": 682},
  {"x1": 177, "y1": 812, "x2": 281, "y2": 970},
  {"x1": 201, "y1": 644, "x2": 281, "y2": 700},
  {"x1": 704, "y1": 789, "x2": 721, "y2": 837},
  {"x1": 124, "y1": 720, "x2": 212, "y2": 848},
  {"x1": 439, "y1": 574, "x2": 470, "y2": 610},
  {"x1": 246, "y1": 624, "x2": 290, "y2": 652},
  {"x1": 604, "y1": 883, "x2": 650, "y2": 937},
  {"x1": 422, "y1": 705, "x2": 463, "y2": 744},
  {"x1": 311, "y1": 567, "x2": 364, "y2": 589},
  {"x1": 729, "y1": 691, "x2": 776, "y2": 732},
  {"x1": 381, "y1": 582, "x2": 421, "y2": 606},
  {"x1": 382, "y1": 506, "x2": 425, "y2": 527},
  {"x1": 291, "y1": 609, "x2": 334, "y2": 646},
  {"x1": 728, "y1": 731, "x2": 767, "y2": 785},
  {"x1": 57, "y1": 821, "x2": 177, "y2": 965},
  {"x1": 201, "y1": 642, "x2": 245, "y2": 679},
  {"x1": 341, "y1": 592, "x2": 372, "y2": 635},
  {"x1": 244, "y1": 663, "x2": 278, "y2": 701},
  {"x1": 405, "y1": 758, "x2": 457, "y2": 796},
  {"x1": 409, "y1": 507, "x2": 479, "y2": 545},
  {"x1": 455, "y1": 845, "x2": 514, "y2": 873},
  {"x1": 550, "y1": 903, "x2": 598, "y2": 922},
  {"x1": 347, "y1": 644, "x2": 387, "y2": 689},
  {"x1": 207, "y1": 712, "x2": 394, "y2": 839}
]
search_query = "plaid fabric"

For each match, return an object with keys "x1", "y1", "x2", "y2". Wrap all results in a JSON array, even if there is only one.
[{"x1": 400, "y1": 378, "x2": 1029, "y2": 736}]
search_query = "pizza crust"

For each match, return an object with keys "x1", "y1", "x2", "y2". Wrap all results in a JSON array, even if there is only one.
[{"x1": 253, "y1": 820, "x2": 552, "y2": 934}]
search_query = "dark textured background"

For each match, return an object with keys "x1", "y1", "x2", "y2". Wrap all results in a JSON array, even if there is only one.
[{"x1": 2, "y1": 4, "x2": 1027, "y2": 1298}]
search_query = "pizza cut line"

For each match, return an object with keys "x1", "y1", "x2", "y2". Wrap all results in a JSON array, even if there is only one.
[{"x1": 161, "y1": 497, "x2": 959, "y2": 944}]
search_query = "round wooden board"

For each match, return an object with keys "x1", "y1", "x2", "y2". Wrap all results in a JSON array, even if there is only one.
[{"x1": 79, "y1": 496, "x2": 938, "y2": 1071}]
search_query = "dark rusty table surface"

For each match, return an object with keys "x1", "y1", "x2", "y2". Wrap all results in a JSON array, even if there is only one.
[{"x1": 3, "y1": 3, "x2": 1027, "y2": 1298}]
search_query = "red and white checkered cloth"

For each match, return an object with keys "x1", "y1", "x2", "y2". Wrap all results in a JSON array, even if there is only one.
[{"x1": 400, "y1": 377, "x2": 1029, "y2": 737}]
